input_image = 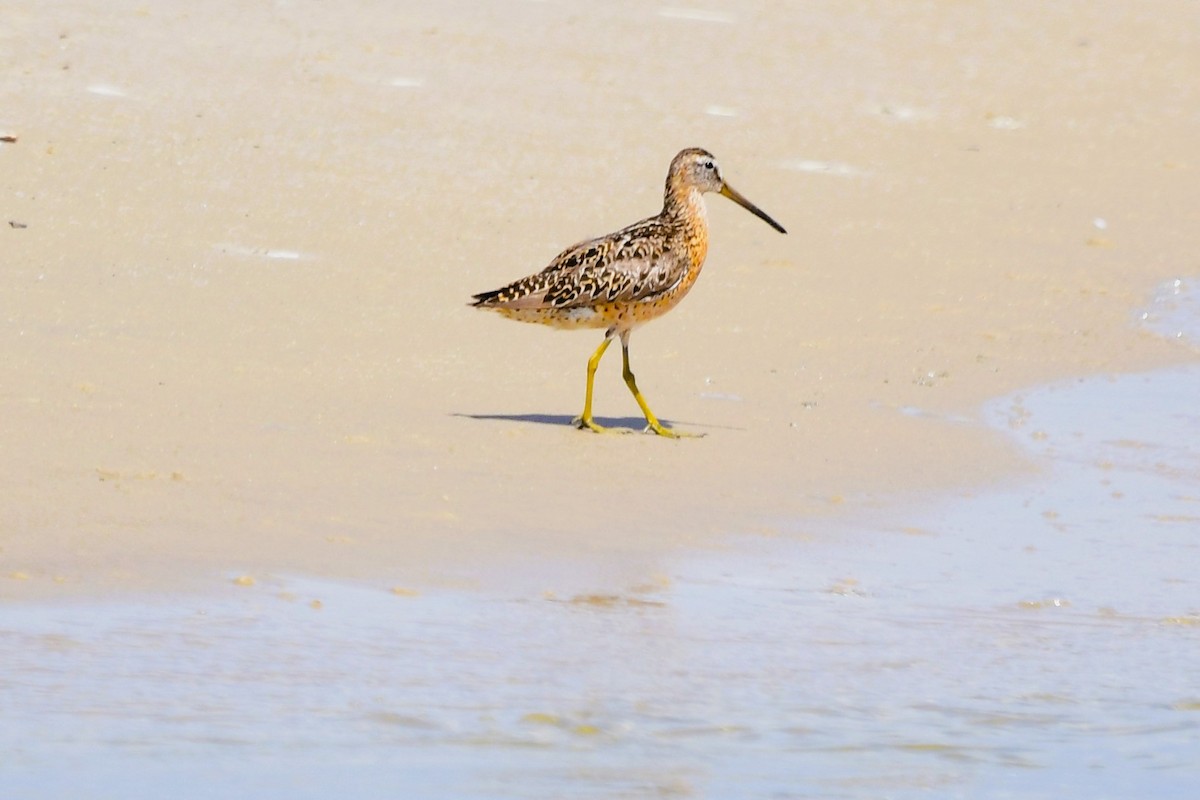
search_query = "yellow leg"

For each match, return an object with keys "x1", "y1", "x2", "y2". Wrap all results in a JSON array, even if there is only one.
[
  {"x1": 620, "y1": 338, "x2": 700, "y2": 438},
  {"x1": 573, "y1": 336, "x2": 615, "y2": 433}
]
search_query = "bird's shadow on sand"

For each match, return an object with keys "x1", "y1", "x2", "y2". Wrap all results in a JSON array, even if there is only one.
[
  {"x1": 454, "y1": 412, "x2": 651, "y2": 430},
  {"x1": 454, "y1": 412, "x2": 740, "y2": 433}
]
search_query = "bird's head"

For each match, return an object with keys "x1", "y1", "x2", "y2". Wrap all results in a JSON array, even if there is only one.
[{"x1": 668, "y1": 148, "x2": 787, "y2": 234}]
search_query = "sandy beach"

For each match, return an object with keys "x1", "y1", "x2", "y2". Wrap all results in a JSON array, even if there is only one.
[
  {"x1": 4, "y1": 2, "x2": 1200, "y2": 796},
  {"x1": 4, "y1": 1, "x2": 1197, "y2": 598}
]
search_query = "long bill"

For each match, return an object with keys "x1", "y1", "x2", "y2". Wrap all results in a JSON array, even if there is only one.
[{"x1": 719, "y1": 184, "x2": 787, "y2": 234}]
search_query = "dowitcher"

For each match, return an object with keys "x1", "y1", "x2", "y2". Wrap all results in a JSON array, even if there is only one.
[{"x1": 471, "y1": 148, "x2": 786, "y2": 438}]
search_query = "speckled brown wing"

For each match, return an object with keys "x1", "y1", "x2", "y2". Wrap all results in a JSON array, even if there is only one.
[{"x1": 472, "y1": 218, "x2": 686, "y2": 311}]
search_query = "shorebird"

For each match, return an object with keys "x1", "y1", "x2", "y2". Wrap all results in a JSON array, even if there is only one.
[{"x1": 470, "y1": 148, "x2": 786, "y2": 438}]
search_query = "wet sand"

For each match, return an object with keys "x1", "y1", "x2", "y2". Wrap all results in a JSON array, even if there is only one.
[{"x1": 3, "y1": 2, "x2": 1198, "y2": 599}]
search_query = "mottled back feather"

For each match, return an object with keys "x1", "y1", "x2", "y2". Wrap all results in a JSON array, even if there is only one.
[{"x1": 473, "y1": 216, "x2": 687, "y2": 311}]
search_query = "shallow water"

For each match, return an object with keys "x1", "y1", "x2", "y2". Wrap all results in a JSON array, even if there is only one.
[
  {"x1": 4, "y1": 288, "x2": 1199, "y2": 798},
  {"x1": 1140, "y1": 277, "x2": 1199, "y2": 346}
]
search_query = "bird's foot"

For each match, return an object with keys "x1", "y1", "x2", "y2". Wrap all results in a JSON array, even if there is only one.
[
  {"x1": 642, "y1": 421, "x2": 705, "y2": 439},
  {"x1": 572, "y1": 415, "x2": 630, "y2": 435}
]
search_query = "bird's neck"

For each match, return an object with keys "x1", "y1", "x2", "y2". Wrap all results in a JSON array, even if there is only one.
[
  {"x1": 663, "y1": 183, "x2": 708, "y2": 231},
  {"x1": 663, "y1": 183, "x2": 710, "y2": 270}
]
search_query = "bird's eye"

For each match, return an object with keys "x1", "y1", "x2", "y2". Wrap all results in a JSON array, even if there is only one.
[{"x1": 703, "y1": 160, "x2": 715, "y2": 171}]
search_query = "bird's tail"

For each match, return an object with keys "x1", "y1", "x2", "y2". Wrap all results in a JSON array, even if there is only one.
[{"x1": 468, "y1": 289, "x2": 503, "y2": 307}]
